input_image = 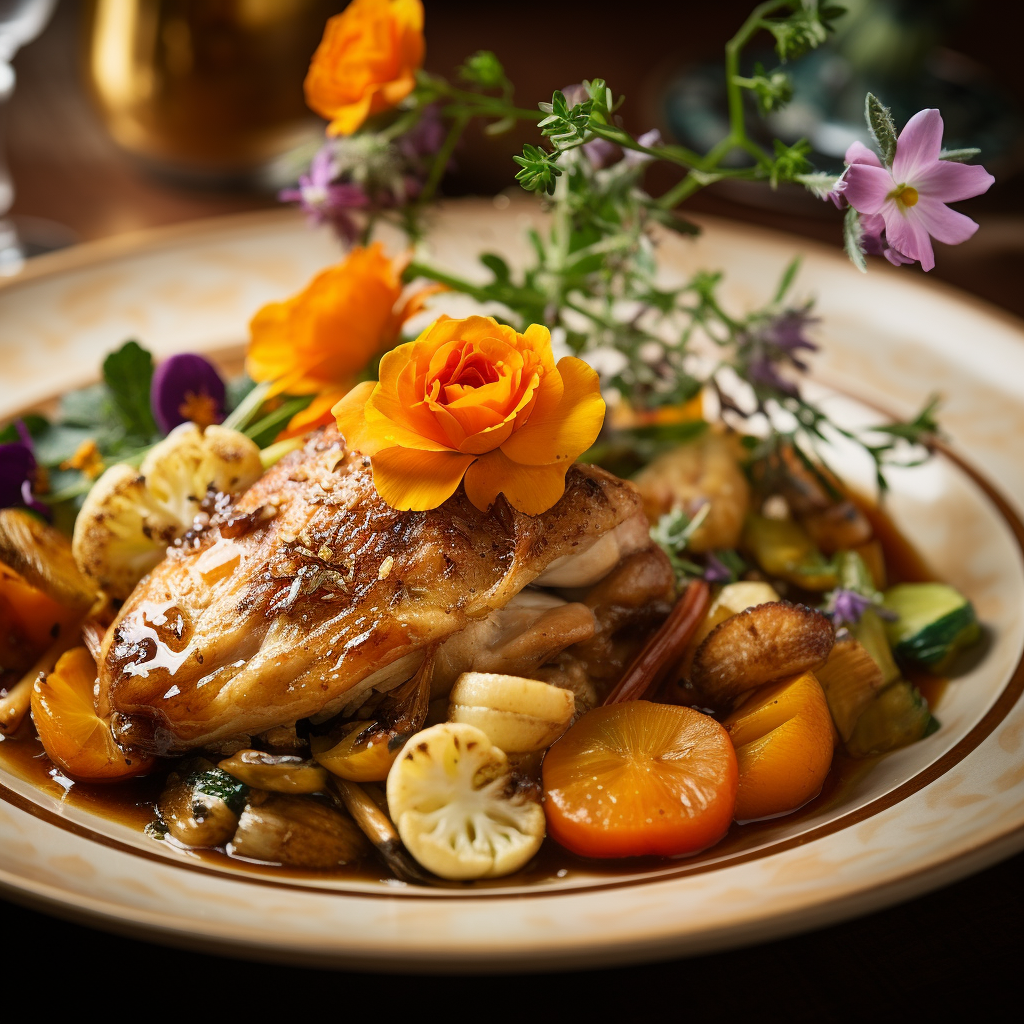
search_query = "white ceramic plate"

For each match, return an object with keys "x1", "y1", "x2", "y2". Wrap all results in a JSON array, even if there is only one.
[{"x1": 1, "y1": 202, "x2": 1023, "y2": 971}]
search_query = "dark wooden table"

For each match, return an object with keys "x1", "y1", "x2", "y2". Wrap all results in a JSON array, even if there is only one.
[{"x1": 3, "y1": 2, "x2": 1021, "y2": 1006}]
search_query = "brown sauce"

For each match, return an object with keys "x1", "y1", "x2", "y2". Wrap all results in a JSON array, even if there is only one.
[{"x1": 0, "y1": 496, "x2": 950, "y2": 889}]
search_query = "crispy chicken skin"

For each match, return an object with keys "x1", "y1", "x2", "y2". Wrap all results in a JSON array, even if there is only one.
[{"x1": 100, "y1": 426, "x2": 644, "y2": 754}]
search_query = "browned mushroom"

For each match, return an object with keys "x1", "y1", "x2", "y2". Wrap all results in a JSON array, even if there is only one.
[
  {"x1": 229, "y1": 792, "x2": 369, "y2": 868},
  {"x1": 689, "y1": 601, "x2": 835, "y2": 709}
]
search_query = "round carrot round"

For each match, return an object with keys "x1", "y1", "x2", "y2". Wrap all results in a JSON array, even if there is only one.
[
  {"x1": 32, "y1": 647, "x2": 154, "y2": 781},
  {"x1": 723, "y1": 670, "x2": 834, "y2": 822},
  {"x1": 542, "y1": 701, "x2": 738, "y2": 859}
]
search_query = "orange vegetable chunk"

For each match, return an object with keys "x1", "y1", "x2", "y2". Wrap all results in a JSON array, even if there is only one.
[
  {"x1": 724, "y1": 670, "x2": 834, "y2": 822},
  {"x1": 0, "y1": 564, "x2": 78, "y2": 653},
  {"x1": 31, "y1": 646, "x2": 154, "y2": 781},
  {"x1": 542, "y1": 701, "x2": 738, "y2": 859}
]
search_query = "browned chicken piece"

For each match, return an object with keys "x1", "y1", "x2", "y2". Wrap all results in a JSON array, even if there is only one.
[{"x1": 99, "y1": 426, "x2": 647, "y2": 754}]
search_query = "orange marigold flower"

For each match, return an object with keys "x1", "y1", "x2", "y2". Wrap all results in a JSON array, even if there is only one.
[
  {"x1": 247, "y1": 243, "x2": 432, "y2": 439},
  {"x1": 304, "y1": 0, "x2": 425, "y2": 137},
  {"x1": 333, "y1": 315, "x2": 607, "y2": 515}
]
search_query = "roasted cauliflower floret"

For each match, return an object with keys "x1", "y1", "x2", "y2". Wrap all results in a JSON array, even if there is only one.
[
  {"x1": 73, "y1": 423, "x2": 262, "y2": 599},
  {"x1": 387, "y1": 722, "x2": 546, "y2": 880}
]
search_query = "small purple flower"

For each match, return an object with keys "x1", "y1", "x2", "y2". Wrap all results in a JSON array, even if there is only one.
[
  {"x1": 839, "y1": 112, "x2": 994, "y2": 271},
  {"x1": 398, "y1": 105, "x2": 445, "y2": 162},
  {"x1": 583, "y1": 137, "x2": 621, "y2": 169},
  {"x1": 623, "y1": 129, "x2": 663, "y2": 167},
  {"x1": 829, "y1": 588, "x2": 873, "y2": 628},
  {"x1": 279, "y1": 143, "x2": 370, "y2": 244},
  {"x1": 0, "y1": 426, "x2": 48, "y2": 517},
  {"x1": 561, "y1": 83, "x2": 590, "y2": 108},
  {"x1": 703, "y1": 552, "x2": 734, "y2": 583},
  {"x1": 742, "y1": 307, "x2": 819, "y2": 399},
  {"x1": 151, "y1": 354, "x2": 226, "y2": 434}
]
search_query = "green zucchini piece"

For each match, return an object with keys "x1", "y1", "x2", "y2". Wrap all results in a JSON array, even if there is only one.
[
  {"x1": 881, "y1": 583, "x2": 981, "y2": 673},
  {"x1": 845, "y1": 679, "x2": 934, "y2": 758},
  {"x1": 742, "y1": 514, "x2": 838, "y2": 591},
  {"x1": 851, "y1": 607, "x2": 901, "y2": 686}
]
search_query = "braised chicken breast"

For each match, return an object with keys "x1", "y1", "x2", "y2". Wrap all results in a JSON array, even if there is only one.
[{"x1": 99, "y1": 426, "x2": 667, "y2": 754}]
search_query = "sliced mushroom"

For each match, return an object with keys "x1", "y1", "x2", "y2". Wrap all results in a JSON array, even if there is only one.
[
  {"x1": 229, "y1": 792, "x2": 369, "y2": 868},
  {"x1": 157, "y1": 764, "x2": 249, "y2": 848},
  {"x1": 217, "y1": 750, "x2": 329, "y2": 793},
  {"x1": 0, "y1": 508, "x2": 98, "y2": 613},
  {"x1": 689, "y1": 601, "x2": 835, "y2": 709}
]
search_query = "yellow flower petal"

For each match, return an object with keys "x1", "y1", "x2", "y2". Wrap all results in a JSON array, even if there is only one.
[
  {"x1": 371, "y1": 447, "x2": 476, "y2": 511},
  {"x1": 463, "y1": 448, "x2": 570, "y2": 516},
  {"x1": 332, "y1": 381, "x2": 381, "y2": 453},
  {"x1": 500, "y1": 357, "x2": 605, "y2": 467}
]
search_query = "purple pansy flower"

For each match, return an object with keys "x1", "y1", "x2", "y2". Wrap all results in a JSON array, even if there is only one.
[
  {"x1": 840, "y1": 112, "x2": 994, "y2": 271},
  {"x1": 151, "y1": 354, "x2": 226, "y2": 434},
  {"x1": 0, "y1": 422, "x2": 48, "y2": 517},
  {"x1": 279, "y1": 143, "x2": 370, "y2": 244}
]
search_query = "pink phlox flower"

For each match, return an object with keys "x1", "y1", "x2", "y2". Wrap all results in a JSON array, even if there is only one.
[
  {"x1": 279, "y1": 144, "x2": 369, "y2": 243},
  {"x1": 840, "y1": 110, "x2": 993, "y2": 271}
]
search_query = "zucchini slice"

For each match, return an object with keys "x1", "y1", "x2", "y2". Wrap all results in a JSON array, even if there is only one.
[
  {"x1": 845, "y1": 679, "x2": 933, "y2": 758},
  {"x1": 881, "y1": 583, "x2": 981, "y2": 673}
]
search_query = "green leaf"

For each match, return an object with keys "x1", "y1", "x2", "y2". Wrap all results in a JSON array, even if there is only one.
[
  {"x1": 0, "y1": 413, "x2": 49, "y2": 444},
  {"x1": 770, "y1": 138, "x2": 812, "y2": 187},
  {"x1": 864, "y1": 92, "x2": 897, "y2": 167},
  {"x1": 763, "y1": 1, "x2": 841, "y2": 62},
  {"x1": 774, "y1": 257, "x2": 802, "y2": 304},
  {"x1": 480, "y1": 253, "x2": 511, "y2": 282},
  {"x1": 102, "y1": 340, "x2": 159, "y2": 443},
  {"x1": 939, "y1": 147, "x2": 981, "y2": 163},
  {"x1": 843, "y1": 206, "x2": 867, "y2": 273},
  {"x1": 59, "y1": 383, "x2": 111, "y2": 427},
  {"x1": 740, "y1": 63, "x2": 794, "y2": 115},
  {"x1": 538, "y1": 90, "x2": 592, "y2": 152},
  {"x1": 457, "y1": 50, "x2": 508, "y2": 91},
  {"x1": 225, "y1": 373, "x2": 257, "y2": 415},
  {"x1": 645, "y1": 206, "x2": 701, "y2": 236},
  {"x1": 513, "y1": 143, "x2": 562, "y2": 195}
]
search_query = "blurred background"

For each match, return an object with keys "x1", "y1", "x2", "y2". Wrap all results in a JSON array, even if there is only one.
[{"x1": 4, "y1": 0, "x2": 1023, "y2": 314}]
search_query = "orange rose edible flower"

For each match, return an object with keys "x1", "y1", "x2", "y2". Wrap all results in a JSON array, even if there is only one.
[
  {"x1": 333, "y1": 315, "x2": 606, "y2": 515},
  {"x1": 247, "y1": 243, "x2": 432, "y2": 439},
  {"x1": 304, "y1": 0, "x2": 425, "y2": 137}
]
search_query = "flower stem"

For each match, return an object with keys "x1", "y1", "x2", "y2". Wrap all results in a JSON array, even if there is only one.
[
  {"x1": 222, "y1": 380, "x2": 271, "y2": 432},
  {"x1": 417, "y1": 110, "x2": 470, "y2": 207},
  {"x1": 405, "y1": 260, "x2": 489, "y2": 301}
]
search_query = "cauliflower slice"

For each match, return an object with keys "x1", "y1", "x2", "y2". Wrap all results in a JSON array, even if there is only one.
[
  {"x1": 387, "y1": 722, "x2": 546, "y2": 880},
  {"x1": 73, "y1": 424, "x2": 262, "y2": 599}
]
